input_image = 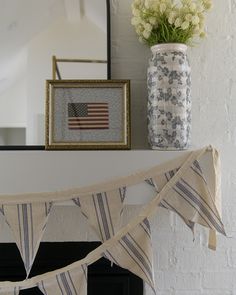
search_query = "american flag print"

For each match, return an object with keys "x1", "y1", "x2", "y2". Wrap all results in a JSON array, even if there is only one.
[{"x1": 68, "y1": 102, "x2": 109, "y2": 130}]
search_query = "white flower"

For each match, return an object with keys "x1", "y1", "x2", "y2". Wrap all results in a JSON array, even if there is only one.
[
  {"x1": 132, "y1": 8, "x2": 140, "y2": 16},
  {"x1": 191, "y1": 15, "x2": 200, "y2": 25},
  {"x1": 169, "y1": 11, "x2": 177, "y2": 19},
  {"x1": 143, "y1": 29, "x2": 151, "y2": 39},
  {"x1": 200, "y1": 31, "x2": 206, "y2": 38},
  {"x1": 134, "y1": 0, "x2": 143, "y2": 5},
  {"x1": 189, "y1": 3, "x2": 197, "y2": 12},
  {"x1": 168, "y1": 16, "x2": 175, "y2": 25},
  {"x1": 174, "y1": 17, "x2": 182, "y2": 28},
  {"x1": 185, "y1": 14, "x2": 192, "y2": 21},
  {"x1": 144, "y1": 0, "x2": 151, "y2": 8},
  {"x1": 168, "y1": 11, "x2": 178, "y2": 25},
  {"x1": 131, "y1": 17, "x2": 141, "y2": 26},
  {"x1": 181, "y1": 21, "x2": 190, "y2": 30},
  {"x1": 198, "y1": 13, "x2": 205, "y2": 21},
  {"x1": 149, "y1": 16, "x2": 157, "y2": 25},
  {"x1": 136, "y1": 24, "x2": 145, "y2": 34},
  {"x1": 138, "y1": 36, "x2": 145, "y2": 43},
  {"x1": 199, "y1": 19, "x2": 205, "y2": 30},
  {"x1": 203, "y1": 0, "x2": 213, "y2": 10},
  {"x1": 144, "y1": 0, "x2": 148, "y2": 7},
  {"x1": 182, "y1": 0, "x2": 192, "y2": 5},
  {"x1": 196, "y1": 4, "x2": 204, "y2": 12},
  {"x1": 193, "y1": 25, "x2": 200, "y2": 33},
  {"x1": 144, "y1": 23, "x2": 153, "y2": 32},
  {"x1": 160, "y1": 3, "x2": 167, "y2": 14}
]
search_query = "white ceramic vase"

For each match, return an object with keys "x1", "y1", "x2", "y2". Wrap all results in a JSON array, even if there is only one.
[{"x1": 147, "y1": 43, "x2": 191, "y2": 150}]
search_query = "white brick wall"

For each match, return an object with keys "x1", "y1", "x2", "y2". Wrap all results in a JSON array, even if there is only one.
[{"x1": 111, "y1": 0, "x2": 236, "y2": 294}]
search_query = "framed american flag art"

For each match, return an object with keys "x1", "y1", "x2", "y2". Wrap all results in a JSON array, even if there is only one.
[{"x1": 45, "y1": 80, "x2": 131, "y2": 150}]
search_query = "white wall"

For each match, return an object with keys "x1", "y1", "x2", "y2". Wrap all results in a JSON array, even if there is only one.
[
  {"x1": 0, "y1": 49, "x2": 27, "y2": 128},
  {"x1": 0, "y1": 77, "x2": 27, "y2": 128},
  {"x1": 111, "y1": 0, "x2": 236, "y2": 294},
  {"x1": 0, "y1": 76, "x2": 27, "y2": 127},
  {"x1": 0, "y1": 128, "x2": 25, "y2": 145}
]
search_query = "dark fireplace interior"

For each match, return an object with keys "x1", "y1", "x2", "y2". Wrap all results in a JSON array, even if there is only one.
[{"x1": 0, "y1": 242, "x2": 143, "y2": 295}]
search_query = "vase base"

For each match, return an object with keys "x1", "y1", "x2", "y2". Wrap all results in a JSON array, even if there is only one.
[{"x1": 150, "y1": 146, "x2": 190, "y2": 151}]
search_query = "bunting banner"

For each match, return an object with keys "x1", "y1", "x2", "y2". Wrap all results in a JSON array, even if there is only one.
[
  {"x1": 73, "y1": 187, "x2": 126, "y2": 241},
  {"x1": 145, "y1": 167, "x2": 195, "y2": 231},
  {"x1": 103, "y1": 217, "x2": 155, "y2": 293},
  {"x1": 0, "y1": 146, "x2": 227, "y2": 294},
  {"x1": 0, "y1": 202, "x2": 52, "y2": 275},
  {"x1": 38, "y1": 264, "x2": 87, "y2": 295},
  {"x1": 146, "y1": 158, "x2": 225, "y2": 248}
]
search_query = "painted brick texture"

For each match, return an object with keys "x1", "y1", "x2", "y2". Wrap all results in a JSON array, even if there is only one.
[{"x1": 111, "y1": 0, "x2": 236, "y2": 294}]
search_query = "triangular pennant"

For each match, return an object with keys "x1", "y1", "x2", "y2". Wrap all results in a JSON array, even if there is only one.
[
  {"x1": 73, "y1": 187, "x2": 126, "y2": 241},
  {"x1": 38, "y1": 264, "x2": 87, "y2": 295},
  {"x1": 0, "y1": 202, "x2": 52, "y2": 275},
  {"x1": 0, "y1": 287, "x2": 19, "y2": 295},
  {"x1": 151, "y1": 158, "x2": 226, "y2": 240},
  {"x1": 103, "y1": 217, "x2": 155, "y2": 294},
  {"x1": 169, "y1": 159, "x2": 225, "y2": 234},
  {"x1": 146, "y1": 167, "x2": 195, "y2": 231}
]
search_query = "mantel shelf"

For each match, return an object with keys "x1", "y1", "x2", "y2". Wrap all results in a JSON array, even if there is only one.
[
  {"x1": 0, "y1": 149, "x2": 191, "y2": 205},
  {"x1": 0, "y1": 124, "x2": 26, "y2": 128}
]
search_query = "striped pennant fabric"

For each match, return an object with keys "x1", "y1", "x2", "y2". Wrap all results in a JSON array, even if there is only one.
[
  {"x1": 146, "y1": 167, "x2": 195, "y2": 232},
  {"x1": 0, "y1": 202, "x2": 52, "y2": 275},
  {"x1": 103, "y1": 218, "x2": 155, "y2": 293},
  {"x1": 147, "y1": 160, "x2": 226, "y2": 238},
  {"x1": 73, "y1": 187, "x2": 126, "y2": 241},
  {"x1": 0, "y1": 287, "x2": 19, "y2": 295},
  {"x1": 38, "y1": 264, "x2": 87, "y2": 295}
]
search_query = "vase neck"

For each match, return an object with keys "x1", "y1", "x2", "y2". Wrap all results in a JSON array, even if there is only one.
[{"x1": 151, "y1": 43, "x2": 188, "y2": 53}]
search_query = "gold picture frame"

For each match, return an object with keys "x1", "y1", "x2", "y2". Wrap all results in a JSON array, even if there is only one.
[{"x1": 45, "y1": 80, "x2": 131, "y2": 150}]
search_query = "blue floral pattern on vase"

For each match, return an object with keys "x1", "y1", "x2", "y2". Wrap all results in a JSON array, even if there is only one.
[{"x1": 147, "y1": 43, "x2": 191, "y2": 150}]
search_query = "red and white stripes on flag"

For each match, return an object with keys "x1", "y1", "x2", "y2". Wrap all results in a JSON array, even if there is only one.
[
  {"x1": 68, "y1": 102, "x2": 109, "y2": 130},
  {"x1": 73, "y1": 187, "x2": 126, "y2": 241},
  {"x1": 38, "y1": 264, "x2": 87, "y2": 295}
]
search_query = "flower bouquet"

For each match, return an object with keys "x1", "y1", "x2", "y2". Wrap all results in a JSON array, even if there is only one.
[{"x1": 131, "y1": 0, "x2": 212, "y2": 46}]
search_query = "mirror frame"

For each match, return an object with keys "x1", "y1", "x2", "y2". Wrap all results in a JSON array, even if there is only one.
[{"x1": 0, "y1": 0, "x2": 111, "y2": 151}]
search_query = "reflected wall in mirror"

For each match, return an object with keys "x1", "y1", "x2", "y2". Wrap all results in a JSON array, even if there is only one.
[{"x1": 0, "y1": 0, "x2": 110, "y2": 147}]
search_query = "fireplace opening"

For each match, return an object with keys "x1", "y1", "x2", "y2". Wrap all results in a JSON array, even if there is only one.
[{"x1": 0, "y1": 242, "x2": 143, "y2": 295}]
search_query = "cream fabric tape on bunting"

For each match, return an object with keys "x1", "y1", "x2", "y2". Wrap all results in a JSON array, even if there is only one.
[
  {"x1": 0, "y1": 202, "x2": 52, "y2": 276},
  {"x1": 0, "y1": 146, "x2": 226, "y2": 294},
  {"x1": 0, "y1": 287, "x2": 19, "y2": 295},
  {"x1": 73, "y1": 187, "x2": 126, "y2": 241}
]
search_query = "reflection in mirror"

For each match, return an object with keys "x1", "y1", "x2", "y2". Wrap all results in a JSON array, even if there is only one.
[{"x1": 0, "y1": 0, "x2": 109, "y2": 147}]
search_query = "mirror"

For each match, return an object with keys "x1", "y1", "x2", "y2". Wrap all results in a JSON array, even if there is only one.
[{"x1": 0, "y1": 0, "x2": 110, "y2": 148}]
